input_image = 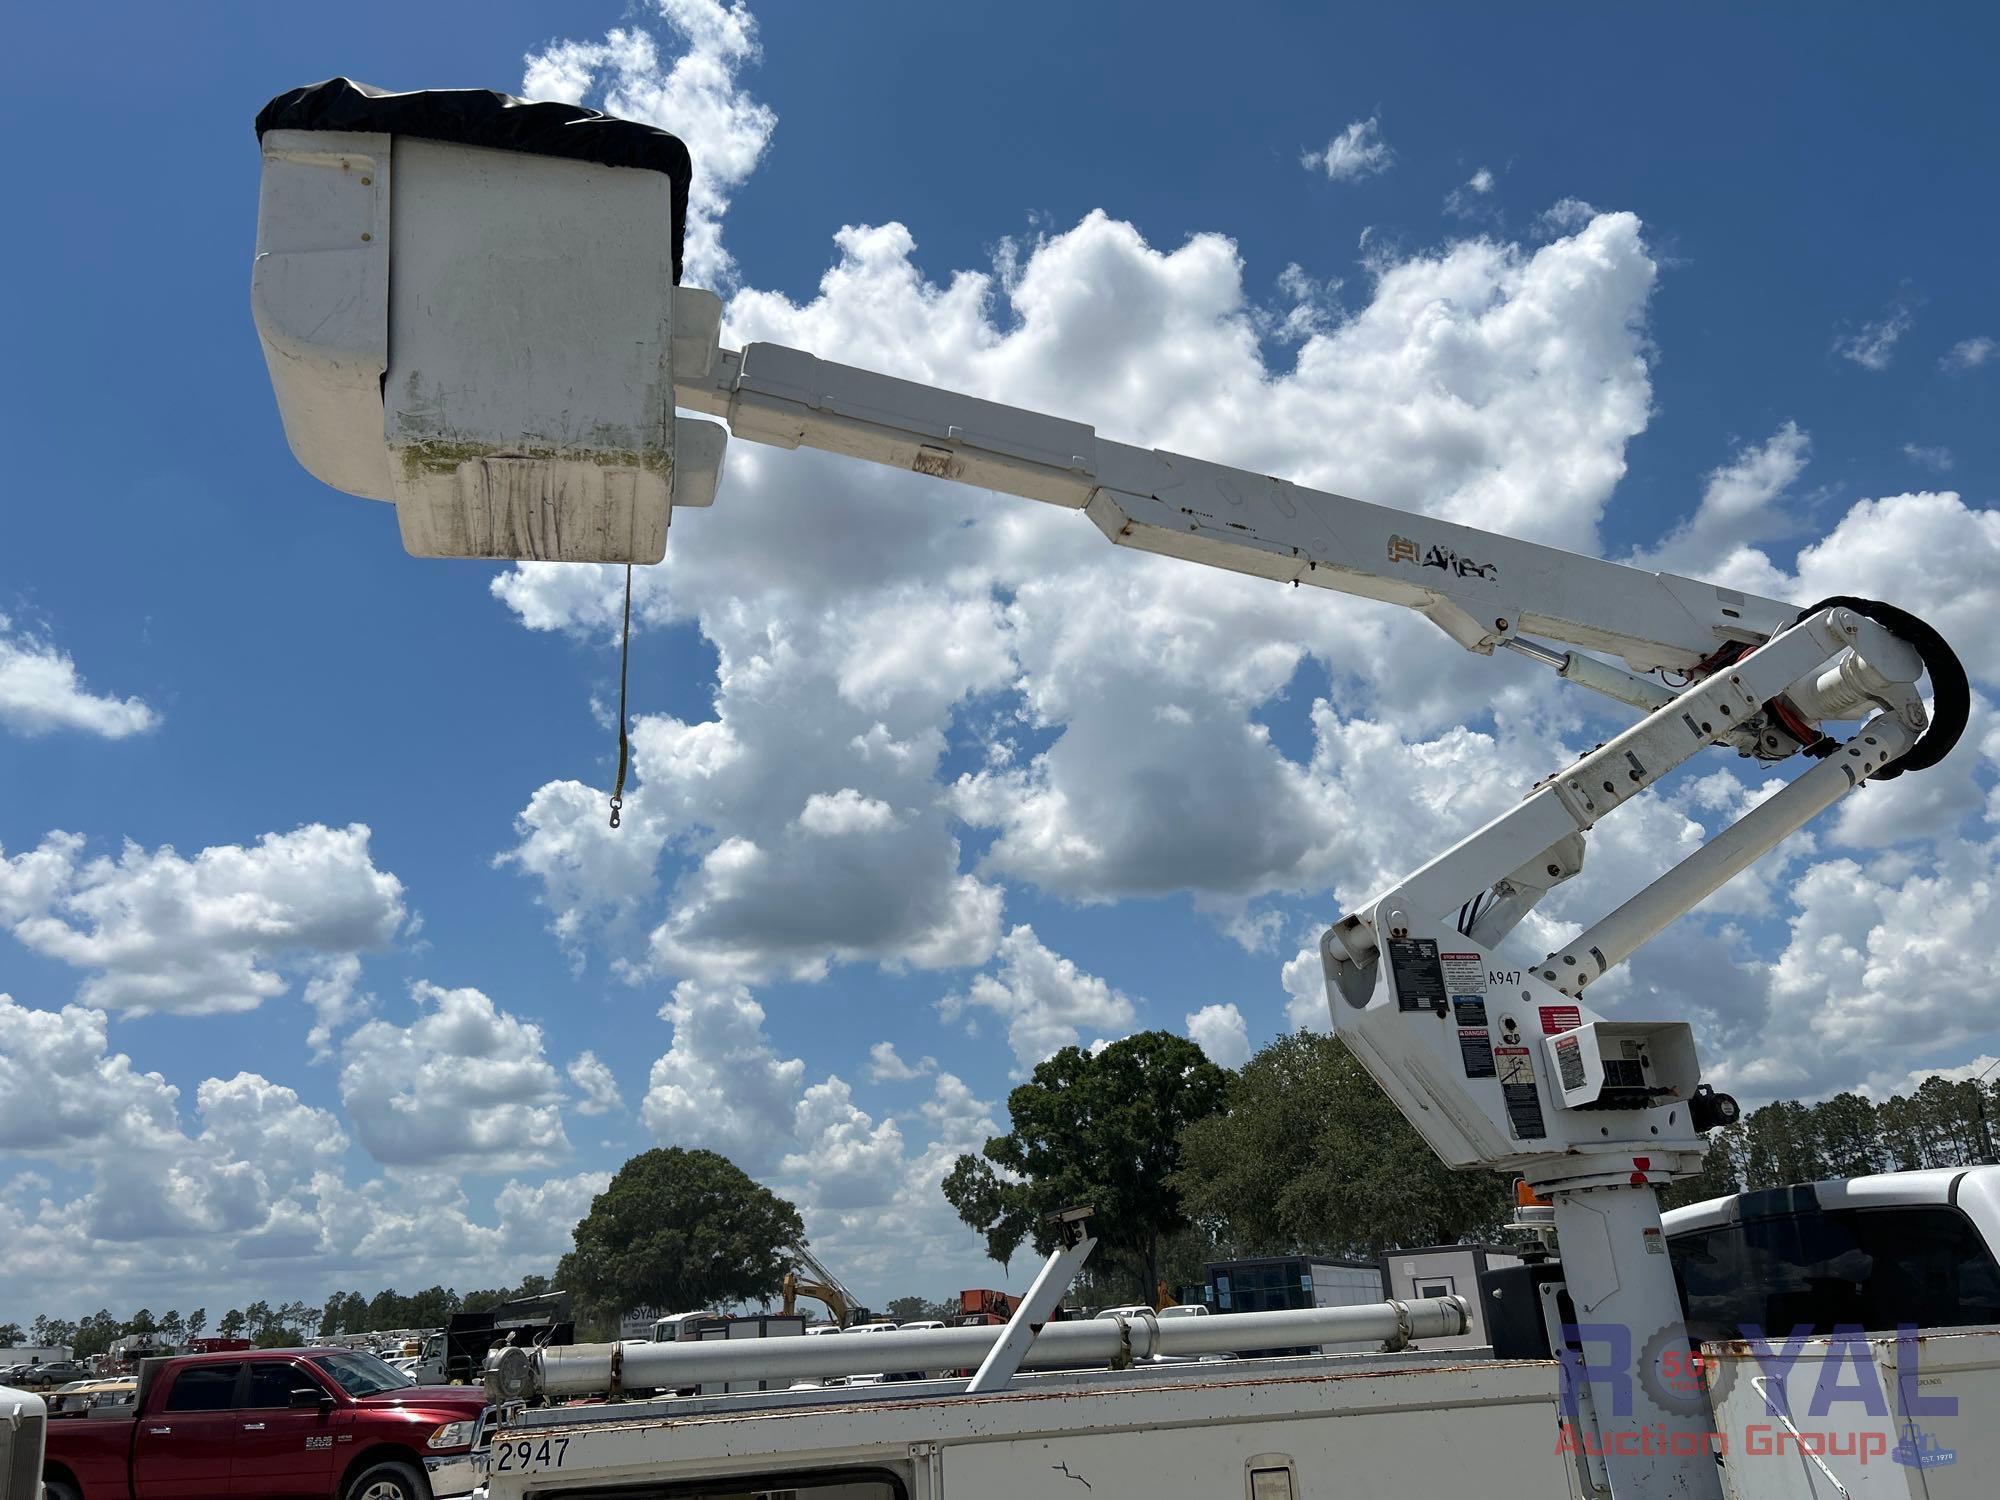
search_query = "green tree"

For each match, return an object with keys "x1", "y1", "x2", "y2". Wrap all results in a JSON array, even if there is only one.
[
  {"x1": 186, "y1": 1308, "x2": 207, "y2": 1339},
  {"x1": 218, "y1": 1308, "x2": 247, "y2": 1340},
  {"x1": 74, "y1": 1311, "x2": 121, "y2": 1360},
  {"x1": 158, "y1": 1310, "x2": 186, "y2": 1344},
  {"x1": 1743, "y1": 1100, "x2": 1827, "y2": 1187},
  {"x1": 125, "y1": 1307, "x2": 158, "y2": 1336},
  {"x1": 1660, "y1": 1122, "x2": 1746, "y2": 1210},
  {"x1": 1175, "y1": 1030, "x2": 1512, "y2": 1258},
  {"x1": 940, "y1": 1155, "x2": 1031, "y2": 1274},
  {"x1": 557, "y1": 1148, "x2": 805, "y2": 1335},
  {"x1": 883, "y1": 1296, "x2": 952, "y2": 1323},
  {"x1": 945, "y1": 1031, "x2": 1231, "y2": 1298},
  {"x1": 33, "y1": 1315, "x2": 79, "y2": 1348},
  {"x1": 1810, "y1": 1093, "x2": 1881, "y2": 1178},
  {"x1": 0, "y1": 1322, "x2": 24, "y2": 1345}
]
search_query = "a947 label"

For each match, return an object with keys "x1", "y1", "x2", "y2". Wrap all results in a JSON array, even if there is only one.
[{"x1": 492, "y1": 1437, "x2": 571, "y2": 1473}]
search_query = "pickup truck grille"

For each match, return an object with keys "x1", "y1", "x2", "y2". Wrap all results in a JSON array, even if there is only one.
[{"x1": 3, "y1": 1395, "x2": 46, "y2": 1498}]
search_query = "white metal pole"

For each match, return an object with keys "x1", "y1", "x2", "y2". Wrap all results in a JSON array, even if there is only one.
[
  {"x1": 965, "y1": 1232, "x2": 1098, "y2": 1394},
  {"x1": 1549, "y1": 1184, "x2": 1722, "y2": 1500},
  {"x1": 505, "y1": 1297, "x2": 1469, "y2": 1399}
]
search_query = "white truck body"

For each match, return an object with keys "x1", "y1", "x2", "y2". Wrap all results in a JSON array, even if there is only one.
[{"x1": 484, "y1": 1353, "x2": 1575, "y2": 1500}]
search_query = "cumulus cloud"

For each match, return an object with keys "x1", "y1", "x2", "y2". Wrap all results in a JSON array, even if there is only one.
[
  {"x1": 0, "y1": 825, "x2": 407, "y2": 1016},
  {"x1": 940, "y1": 925, "x2": 1137, "y2": 1073},
  {"x1": 1185, "y1": 1002, "x2": 1251, "y2": 1067},
  {"x1": 195, "y1": 1072, "x2": 348, "y2": 1194},
  {"x1": 567, "y1": 1051, "x2": 623, "y2": 1115},
  {"x1": 0, "y1": 612, "x2": 156, "y2": 739},
  {"x1": 0, "y1": 997, "x2": 181, "y2": 1154},
  {"x1": 642, "y1": 979, "x2": 806, "y2": 1171},
  {"x1": 339, "y1": 982, "x2": 570, "y2": 1170},
  {"x1": 1303, "y1": 117, "x2": 1393, "y2": 181}
]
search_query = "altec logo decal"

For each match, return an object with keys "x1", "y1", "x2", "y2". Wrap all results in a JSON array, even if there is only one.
[{"x1": 1554, "y1": 1323, "x2": 1958, "y2": 1468}]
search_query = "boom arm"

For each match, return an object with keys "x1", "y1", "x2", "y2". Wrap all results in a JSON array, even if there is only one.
[{"x1": 672, "y1": 312, "x2": 1801, "y2": 672}]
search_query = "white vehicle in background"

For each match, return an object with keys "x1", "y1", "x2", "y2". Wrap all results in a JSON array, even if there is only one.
[
  {"x1": 1157, "y1": 1305, "x2": 1209, "y2": 1319},
  {"x1": 1092, "y1": 1305, "x2": 1156, "y2": 1321},
  {"x1": 649, "y1": 1312, "x2": 711, "y2": 1344}
]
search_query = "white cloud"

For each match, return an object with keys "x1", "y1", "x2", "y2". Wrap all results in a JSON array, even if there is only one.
[
  {"x1": 797, "y1": 789, "x2": 900, "y2": 836},
  {"x1": 1941, "y1": 336, "x2": 1994, "y2": 372},
  {"x1": 940, "y1": 925, "x2": 1137, "y2": 1073},
  {"x1": 0, "y1": 825, "x2": 407, "y2": 1016},
  {"x1": 301, "y1": 954, "x2": 371, "y2": 1062},
  {"x1": 195, "y1": 1073, "x2": 348, "y2": 1194},
  {"x1": 642, "y1": 979, "x2": 806, "y2": 1171},
  {"x1": 0, "y1": 612, "x2": 157, "y2": 740},
  {"x1": 338, "y1": 981, "x2": 570, "y2": 1170},
  {"x1": 520, "y1": 0, "x2": 775, "y2": 286},
  {"x1": 867, "y1": 1041, "x2": 933, "y2": 1082},
  {"x1": 1303, "y1": 116, "x2": 1393, "y2": 181},
  {"x1": 493, "y1": 1171, "x2": 613, "y2": 1264},
  {"x1": 1185, "y1": 1002, "x2": 1251, "y2": 1067},
  {"x1": 1741, "y1": 842, "x2": 2000, "y2": 1097},
  {"x1": 0, "y1": 996, "x2": 181, "y2": 1154},
  {"x1": 1444, "y1": 166, "x2": 1496, "y2": 218},
  {"x1": 1632, "y1": 422, "x2": 1811, "y2": 582},
  {"x1": 1282, "y1": 946, "x2": 1330, "y2": 1032},
  {"x1": 1834, "y1": 296, "x2": 1915, "y2": 371},
  {"x1": 1536, "y1": 197, "x2": 1598, "y2": 235},
  {"x1": 567, "y1": 1051, "x2": 623, "y2": 1115},
  {"x1": 1789, "y1": 492, "x2": 2000, "y2": 674},
  {"x1": 1902, "y1": 442, "x2": 1954, "y2": 472}
]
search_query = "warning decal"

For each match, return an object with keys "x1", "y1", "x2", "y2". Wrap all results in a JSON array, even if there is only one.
[
  {"x1": 1539, "y1": 1004, "x2": 1583, "y2": 1035},
  {"x1": 1495, "y1": 1045, "x2": 1545, "y2": 1139},
  {"x1": 1495, "y1": 1047, "x2": 1535, "y2": 1086},
  {"x1": 1388, "y1": 938, "x2": 1447, "y2": 1014},
  {"x1": 1458, "y1": 1028, "x2": 1496, "y2": 1078},
  {"x1": 1553, "y1": 1033, "x2": 1586, "y2": 1092},
  {"x1": 1440, "y1": 952, "x2": 1486, "y2": 994},
  {"x1": 1452, "y1": 998, "x2": 1494, "y2": 1078}
]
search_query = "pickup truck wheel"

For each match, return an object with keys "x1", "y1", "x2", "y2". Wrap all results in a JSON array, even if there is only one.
[
  {"x1": 345, "y1": 1459, "x2": 431, "y2": 1500},
  {"x1": 43, "y1": 1480, "x2": 80, "y2": 1500}
]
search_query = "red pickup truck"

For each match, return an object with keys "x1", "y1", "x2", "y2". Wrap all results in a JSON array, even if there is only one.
[{"x1": 42, "y1": 1347, "x2": 494, "y2": 1500}]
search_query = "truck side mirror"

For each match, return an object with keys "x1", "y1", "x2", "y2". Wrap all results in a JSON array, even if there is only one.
[{"x1": 290, "y1": 1386, "x2": 331, "y2": 1409}]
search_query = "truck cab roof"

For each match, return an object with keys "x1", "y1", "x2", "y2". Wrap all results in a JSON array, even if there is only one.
[{"x1": 1661, "y1": 1164, "x2": 2000, "y2": 1235}]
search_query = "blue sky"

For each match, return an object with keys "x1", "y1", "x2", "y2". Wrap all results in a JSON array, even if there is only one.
[{"x1": 3, "y1": 1, "x2": 1996, "y2": 1319}]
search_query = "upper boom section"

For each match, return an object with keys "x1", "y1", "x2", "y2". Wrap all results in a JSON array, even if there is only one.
[
  {"x1": 675, "y1": 334, "x2": 1800, "y2": 671},
  {"x1": 249, "y1": 79, "x2": 1800, "y2": 675}
]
